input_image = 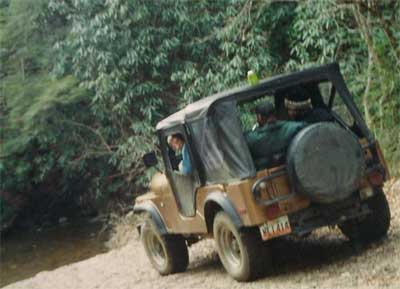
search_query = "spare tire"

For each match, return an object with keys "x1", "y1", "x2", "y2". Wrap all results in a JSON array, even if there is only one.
[{"x1": 287, "y1": 123, "x2": 364, "y2": 204}]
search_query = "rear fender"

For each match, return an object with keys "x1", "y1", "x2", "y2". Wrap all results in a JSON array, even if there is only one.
[{"x1": 204, "y1": 192, "x2": 243, "y2": 233}]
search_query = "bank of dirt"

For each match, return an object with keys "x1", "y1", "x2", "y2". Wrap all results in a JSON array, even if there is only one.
[{"x1": 4, "y1": 180, "x2": 400, "y2": 289}]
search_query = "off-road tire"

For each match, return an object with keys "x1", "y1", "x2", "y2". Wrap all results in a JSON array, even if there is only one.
[
  {"x1": 141, "y1": 218, "x2": 189, "y2": 275},
  {"x1": 213, "y1": 212, "x2": 270, "y2": 281},
  {"x1": 339, "y1": 191, "x2": 391, "y2": 243}
]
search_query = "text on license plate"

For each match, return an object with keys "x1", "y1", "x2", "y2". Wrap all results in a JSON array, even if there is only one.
[{"x1": 259, "y1": 215, "x2": 291, "y2": 241}]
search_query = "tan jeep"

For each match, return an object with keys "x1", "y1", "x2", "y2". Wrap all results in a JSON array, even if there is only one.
[{"x1": 134, "y1": 63, "x2": 391, "y2": 281}]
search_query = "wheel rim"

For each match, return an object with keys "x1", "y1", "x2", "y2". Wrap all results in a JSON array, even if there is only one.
[
  {"x1": 144, "y1": 229, "x2": 167, "y2": 268},
  {"x1": 218, "y1": 226, "x2": 242, "y2": 268}
]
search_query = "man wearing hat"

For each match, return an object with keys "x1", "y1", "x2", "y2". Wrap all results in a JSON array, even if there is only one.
[{"x1": 285, "y1": 98, "x2": 332, "y2": 123}]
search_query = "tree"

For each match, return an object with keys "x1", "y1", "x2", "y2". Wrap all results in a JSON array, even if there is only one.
[
  {"x1": 288, "y1": 0, "x2": 400, "y2": 175},
  {"x1": 1, "y1": 0, "x2": 399, "y2": 231}
]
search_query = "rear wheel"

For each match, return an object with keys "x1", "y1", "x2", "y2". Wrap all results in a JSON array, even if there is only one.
[
  {"x1": 213, "y1": 212, "x2": 270, "y2": 281},
  {"x1": 141, "y1": 218, "x2": 189, "y2": 275},
  {"x1": 339, "y1": 191, "x2": 391, "y2": 243}
]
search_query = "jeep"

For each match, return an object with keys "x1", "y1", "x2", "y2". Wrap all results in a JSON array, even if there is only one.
[{"x1": 134, "y1": 63, "x2": 391, "y2": 281}]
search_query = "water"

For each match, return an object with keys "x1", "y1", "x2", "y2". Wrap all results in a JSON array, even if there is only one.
[{"x1": 0, "y1": 219, "x2": 109, "y2": 287}]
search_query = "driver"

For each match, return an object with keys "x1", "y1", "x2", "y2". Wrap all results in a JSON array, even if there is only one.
[{"x1": 167, "y1": 134, "x2": 192, "y2": 175}]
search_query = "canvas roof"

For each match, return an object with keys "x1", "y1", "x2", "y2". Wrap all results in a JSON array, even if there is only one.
[{"x1": 156, "y1": 63, "x2": 340, "y2": 130}]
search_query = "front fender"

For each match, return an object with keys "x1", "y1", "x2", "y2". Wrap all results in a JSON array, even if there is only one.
[{"x1": 133, "y1": 201, "x2": 168, "y2": 235}]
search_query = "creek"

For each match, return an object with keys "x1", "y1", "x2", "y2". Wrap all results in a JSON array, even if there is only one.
[{"x1": 0, "y1": 219, "x2": 109, "y2": 287}]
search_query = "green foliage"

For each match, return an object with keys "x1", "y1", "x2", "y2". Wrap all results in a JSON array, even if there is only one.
[
  {"x1": 0, "y1": 0, "x2": 119, "y2": 229},
  {"x1": 1, "y1": 0, "x2": 399, "y2": 230},
  {"x1": 49, "y1": 0, "x2": 297, "y2": 186},
  {"x1": 286, "y1": 0, "x2": 400, "y2": 176},
  {"x1": 172, "y1": 1, "x2": 296, "y2": 104}
]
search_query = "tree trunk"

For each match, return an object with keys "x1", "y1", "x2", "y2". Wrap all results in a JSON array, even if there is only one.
[
  {"x1": 352, "y1": 4, "x2": 388, "y2": 130},
  {"x1": 363, "y1": 50, "x2": 373, "y2": 127}
]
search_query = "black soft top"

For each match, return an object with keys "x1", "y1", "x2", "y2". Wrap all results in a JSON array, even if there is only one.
[{"x1": 156, "y1": 62, "x2": 341, "y2": 130}]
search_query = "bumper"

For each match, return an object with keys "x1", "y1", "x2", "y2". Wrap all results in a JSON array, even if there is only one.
[{"x1": 288, "y1": 194, "x2": 371, "y2": 237}]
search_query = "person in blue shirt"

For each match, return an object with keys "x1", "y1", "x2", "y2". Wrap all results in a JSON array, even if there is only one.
[{"x1": 167, "y1": 134, "x2": 192, "y2": 175}]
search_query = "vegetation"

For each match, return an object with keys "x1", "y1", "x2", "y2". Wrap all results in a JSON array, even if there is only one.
[{"x1": 1, "y1": 0, "x2": 399, "y2": 230}]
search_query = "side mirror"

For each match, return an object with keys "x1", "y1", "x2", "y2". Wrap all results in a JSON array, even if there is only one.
[{"x1": 143, "y1": 151, "x2": 158, "y2": 168}]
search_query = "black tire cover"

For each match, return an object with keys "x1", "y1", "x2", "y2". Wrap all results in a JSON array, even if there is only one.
[{"x1": 287, "y1": 123, "x2": 364, "y2": 204}]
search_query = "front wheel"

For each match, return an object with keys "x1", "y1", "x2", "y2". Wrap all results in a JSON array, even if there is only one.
[
  {"x1": 213, "y1": 212, "x2": 270, "y2": 281},
  {"x1": 339, "y1": 191, "x2": 391, "y2": 243},
  {"x1": 141, "y1": 218, "x2": 189, "y2": 275}
]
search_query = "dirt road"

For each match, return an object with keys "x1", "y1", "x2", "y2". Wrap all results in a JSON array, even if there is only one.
[{"x1": 4, "y1": 181, "x2": 399, "y2": 289}]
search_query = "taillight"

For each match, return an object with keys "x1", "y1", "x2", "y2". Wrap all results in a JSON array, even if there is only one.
[
  {"x1": 265, "y1": 203, "x2": 282, "y2": 220},
  {"x1": 368, "y1": 170, "x2": 384, "y2": 186}
]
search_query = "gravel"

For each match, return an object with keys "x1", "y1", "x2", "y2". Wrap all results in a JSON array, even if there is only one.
[{"x1": 4, "y1": 180, "x2": 399, "y2": 289}]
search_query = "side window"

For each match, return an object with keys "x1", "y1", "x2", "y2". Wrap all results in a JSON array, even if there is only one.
[
  {"x1": 165, "y1": 133, "x2": 191, "y2": 175},
  {"x1": 319, "y1": 81, "x2": 334, "y2": 104},
  {"x1": 319, "y1": 82, "x2": 354, "y2": 127},
  {"x1": 238, "y1": 95, "x2": 273, "y2": 132},
  {"x1": 238, "y1": 103, "x2": 257, "y2": 132},
  {"x1": 332, "y1": 95, "x2": 355, "y2": 126},
  {"x1": 164, "y1": 130, "x2": 198, "y2": 217}
]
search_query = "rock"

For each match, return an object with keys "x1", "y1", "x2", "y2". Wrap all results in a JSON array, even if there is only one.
[{"x1": 340, "y1": 272, "x2": 351, "y2": 278}]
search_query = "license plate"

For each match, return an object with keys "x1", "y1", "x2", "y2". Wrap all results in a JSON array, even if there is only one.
[{"x1": 259, "y1": 215, "x2": 291, "y2": 241}]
